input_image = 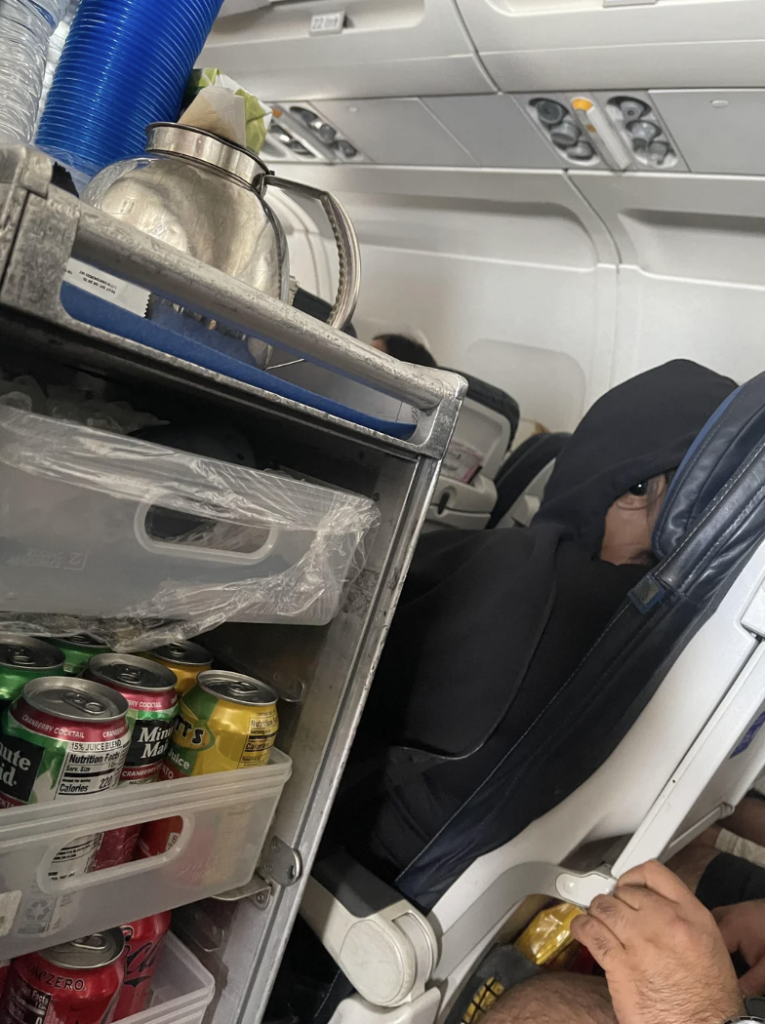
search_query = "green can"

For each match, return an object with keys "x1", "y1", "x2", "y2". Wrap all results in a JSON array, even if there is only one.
[
  {"x1": 0, "y1": 634, "x2": 65, "y2": 704},
  {"x1": 46, "y1": 633, "x2": 112, "y2": 675}
]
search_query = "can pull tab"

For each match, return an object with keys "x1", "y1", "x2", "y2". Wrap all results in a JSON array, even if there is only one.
[
  {"x1": 117, "y1": 666, "x2": 144, "y2": 684},
  {"x1": 9, "y1": 649, "x2": 34, "y2": 666},
  {"x1": 229, "y1": 682, "x2": 257, "y2": 697},
  {"x1": 72, "y1": 933, "x2": 109, "y2": 952},
  {"x1": 62, "y1": 689, "x2": 106, "y2": 716}
]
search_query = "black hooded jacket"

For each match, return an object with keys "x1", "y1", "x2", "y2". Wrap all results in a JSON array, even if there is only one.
[{"x1": 345, "y1": 360, "x2": 736, "y2": 884}]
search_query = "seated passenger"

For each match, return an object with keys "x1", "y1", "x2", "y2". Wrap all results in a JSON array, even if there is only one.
[
  {"x1": 338, "y1": 360, "x2": 736, "y2": 897},
  {"x1": 371, "y1": 331, "x2": 438, "y2": 367}
]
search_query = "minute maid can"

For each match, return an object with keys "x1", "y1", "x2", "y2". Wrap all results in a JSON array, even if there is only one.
[
  {"x1": 0, "y1": 677, "x2": 130, "y2": 935},
  {"x1": 137, "y1": 672, "x2": 278, "y2": 860}
]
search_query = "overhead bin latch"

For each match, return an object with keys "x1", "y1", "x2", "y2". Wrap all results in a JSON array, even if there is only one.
[{"x1": 603, "y1": 0, "x2": 657, "y2": 6}]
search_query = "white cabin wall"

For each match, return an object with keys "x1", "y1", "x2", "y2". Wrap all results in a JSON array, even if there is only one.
[
  {"x1": 279, "y1": 165, "x2": 620, "y2": 431},
  {"x1": 208, "y1": 0, "x2": 765, "y2": 424},
  {"x1": 572, "y1": 172, "x2": 765, "y2": 390},
  {"x1": 278, "y1": 160, "x2": 765, "y2": 423}
]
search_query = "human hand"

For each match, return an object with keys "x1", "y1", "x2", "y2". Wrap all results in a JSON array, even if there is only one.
[
  {"x1": 570, "y1": 860, "x2": 743, "y2": 1024},
  {"x1": 714, "y1": 899, "x2": 765, "y2": 997}
]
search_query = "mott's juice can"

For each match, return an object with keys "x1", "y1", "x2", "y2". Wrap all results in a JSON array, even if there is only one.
[
  {"x1": 1, "y1": 928, "x2": 125, "y2": 1022},
  {"x1": 138, "y1": 672, "x2": 278, "y2": 860},
  {"x1": 0, "y1": 677, "x2": 130, "y2": 935},
  {"x1": 47, "y1": 633, "x2": 111, "y2": 675},
  {"x1": 140, "y1": 640, "x2": 213, "y2": 695},
  {"x1": 83, "y1": 655, "x2": 177, "y2": 870},
  {"x1": 164, "y1": 671, "x2": 278, "y2": 777},
  {"x1": 0, "y1": 635, "x2": 64, "y2": 705}
]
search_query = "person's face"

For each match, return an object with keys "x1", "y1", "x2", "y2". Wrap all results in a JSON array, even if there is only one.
[
  {"x1": 600, "y1": 473, "x2": 671, "y2": 566},
  {"x1": 371, "y1": 337, "x2": 389, "y2": 354}
]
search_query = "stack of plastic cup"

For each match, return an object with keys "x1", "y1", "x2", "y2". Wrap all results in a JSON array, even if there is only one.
[
  {"x1": 0, "y1": 0, "x2": 69, "y2": 144},
  {"x1": 36, "y1": 0, "x2": 224, "y2": 182}
]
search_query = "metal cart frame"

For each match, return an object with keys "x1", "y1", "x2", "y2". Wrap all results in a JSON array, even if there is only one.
[{"x1": 0, "y1": 145, "x2": 465, "y2": 1023}]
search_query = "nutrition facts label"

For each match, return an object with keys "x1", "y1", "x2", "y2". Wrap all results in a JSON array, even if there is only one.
[
  {"x1": 49, "y1": 834, "x2": 100, "y2": 879},
  {"x1": 58, "y1": 743, "x2": 126, "y2": 797},
  {"x1": 3, "y1": 976, "x2": 51, "y2": 1022}
]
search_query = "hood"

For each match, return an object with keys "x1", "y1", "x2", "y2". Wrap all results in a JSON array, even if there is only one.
[{"x1": 535, "y1": 360, "x2": 737, "y2": 557}]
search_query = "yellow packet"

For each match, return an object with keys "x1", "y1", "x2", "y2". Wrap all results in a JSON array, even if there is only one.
[{"x1": 514, "y1": 902, "x2": 585, "y2": 966}]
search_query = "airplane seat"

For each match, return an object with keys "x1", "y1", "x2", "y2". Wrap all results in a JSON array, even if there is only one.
[
  {"x1": 488, "y1": 431, "x2": 571, "y2": 529},
  {"x1": 300, "y1": 370, "x2": 765, "y2": 1024},
  {"x1": 427, "y1": 370, "x2": 520, "y2": 531},
  {"x1": 292, "y1": 286, "x2": 359, "y2": 338}
]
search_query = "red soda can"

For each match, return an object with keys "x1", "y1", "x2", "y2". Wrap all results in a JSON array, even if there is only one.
[
  {"x1": 0, "y1": 959, "x2": 10, "y2": 1001},
  {"x1": 113, "y1": 911, "x2": 172, "y2": 1020},
  {"x1": 84, "y1": 655, "x2": 177, "y2": 871},
  {"x1": 1, "y1": 928, "x2": 125, "y2": 1022}
]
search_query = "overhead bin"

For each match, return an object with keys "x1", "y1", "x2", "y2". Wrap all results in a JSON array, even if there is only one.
[
  {"x1": 454, "y1": 0, "x2": 765, "y2": 93},
  {"x1": 220, "y1": 0, "x2": 271, "y2": 14},
  {"x1": 202, "y1": 0, "x2": 493, "y2": 102}
]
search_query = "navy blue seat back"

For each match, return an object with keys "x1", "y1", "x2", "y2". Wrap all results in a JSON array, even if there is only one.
[
  {"x1": 395, "y1": 372, "x2": 765, "y2": 908},
  {"x1": 488, "y1": 432, "x2": 570, "y2": 529}
]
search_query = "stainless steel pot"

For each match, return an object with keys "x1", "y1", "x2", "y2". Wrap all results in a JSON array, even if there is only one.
[{"x1": 82, "y1": 122, "x2": 361, "y2": 368}]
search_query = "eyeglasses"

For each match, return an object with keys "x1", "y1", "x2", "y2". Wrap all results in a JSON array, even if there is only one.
[{"x1": 615, "y1": 472, "x2": 670, "y2": 512}]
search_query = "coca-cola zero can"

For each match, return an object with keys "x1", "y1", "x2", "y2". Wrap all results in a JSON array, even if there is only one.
[
  {"x1": 114, "y1": 910, "x2": 172, "y2": 1020},
  {"x1": 1, "y1": 928, "x2": 125, "y2": 1022},
  {"x1": 0, "y1": 959, "x2": 10, "y2": 1002}
]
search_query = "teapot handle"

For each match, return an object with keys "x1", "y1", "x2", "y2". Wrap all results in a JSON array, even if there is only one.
[{"x1": 264, "y1": 176, "x2": 361, "y2": 332}]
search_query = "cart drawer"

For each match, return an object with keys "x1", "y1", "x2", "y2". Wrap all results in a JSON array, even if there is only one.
[
  {"x1": 0, "y1": 750, "x2": 291, "y2": 959},
  {"x1": 0, "y1": 407, "x2": 377, "y2": 629}
]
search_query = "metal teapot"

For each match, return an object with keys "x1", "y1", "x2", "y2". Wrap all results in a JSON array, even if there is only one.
[{"x1": 82, "y1": 122, "x2": 361, "y2": 367}]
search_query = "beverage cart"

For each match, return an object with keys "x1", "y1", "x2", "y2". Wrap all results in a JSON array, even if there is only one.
[{"x1": 0, "y1": 143, "x2": 465, "y2": 1023}]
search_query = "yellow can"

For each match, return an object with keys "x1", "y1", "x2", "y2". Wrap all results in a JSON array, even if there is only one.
[
  {"x1": 162, "y1": 670, "x2": 279, "y2": 779},
  {"x1": 514, "y1": 902, "x2": 585, "y2": 966},
  {"x1": 140, "y1": 641, "x2": 213, "y2": 695}
]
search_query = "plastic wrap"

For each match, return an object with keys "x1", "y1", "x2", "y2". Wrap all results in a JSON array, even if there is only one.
[{"x1": 0, "y1": 408, "x2": 380, "y2": 649}]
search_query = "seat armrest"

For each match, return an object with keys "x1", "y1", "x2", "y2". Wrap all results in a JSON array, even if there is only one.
[{"x1": 301, "y1": 852, "x2": 439, "y2": 1008}]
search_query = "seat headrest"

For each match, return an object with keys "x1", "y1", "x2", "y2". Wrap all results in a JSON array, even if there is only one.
[
  {"x1": 441, "y1": 367, "x2": 520, "y2": 438},
  {"x1": 654, "y1": 371, "x2": 765, "y2": 559}
]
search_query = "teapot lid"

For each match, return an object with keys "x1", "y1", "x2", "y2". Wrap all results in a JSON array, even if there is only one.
[{"x1": 145, "y1": 122, "x2": 269, "y2": 186}]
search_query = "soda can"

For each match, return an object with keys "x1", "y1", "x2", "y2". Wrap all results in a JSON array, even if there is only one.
[
  {"x1": 0, "y1": 635, "x2": 64, "y2": 706},
  {"x1": 114, "y1": 911, "x2": 172, "y2": 1020},
  {"x1": 2, "y1": 928, "x2": 125, "y2": 1022},
  {"x1": 46, "y1": 633, "x2": 111, "y2": 675},
  {"x1": 0, "y1": 677, "x2": 130, "y2": 934},
  {"x1": 83, "y1": 655, "x2": 177, "y2": 871},
  {"x1": 0, "y1": 677, "x2": 131, "y2": 806},
  {"x1": 139, "y1": 640, "x2": 213, "y2": 695},
  {"x1": 164, "y1": 671, "x2": 279, "y2": 778},
  {"x1": 138, "y1": 672, "x2": 278, "y2": 861},
  {"x1": 83, "y1": 655, "x2": 177, "y2": 785}
]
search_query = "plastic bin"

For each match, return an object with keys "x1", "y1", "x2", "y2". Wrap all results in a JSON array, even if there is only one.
[
  {"x1": 0, "y1": 749, "x2": 292, "y2": 959},
  {"x1": 0, "y1": 407, "x2": 378, "y2": 633},
  {"x1": 122, "y1": 933, "x2": 215, "y2": 1024}
]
